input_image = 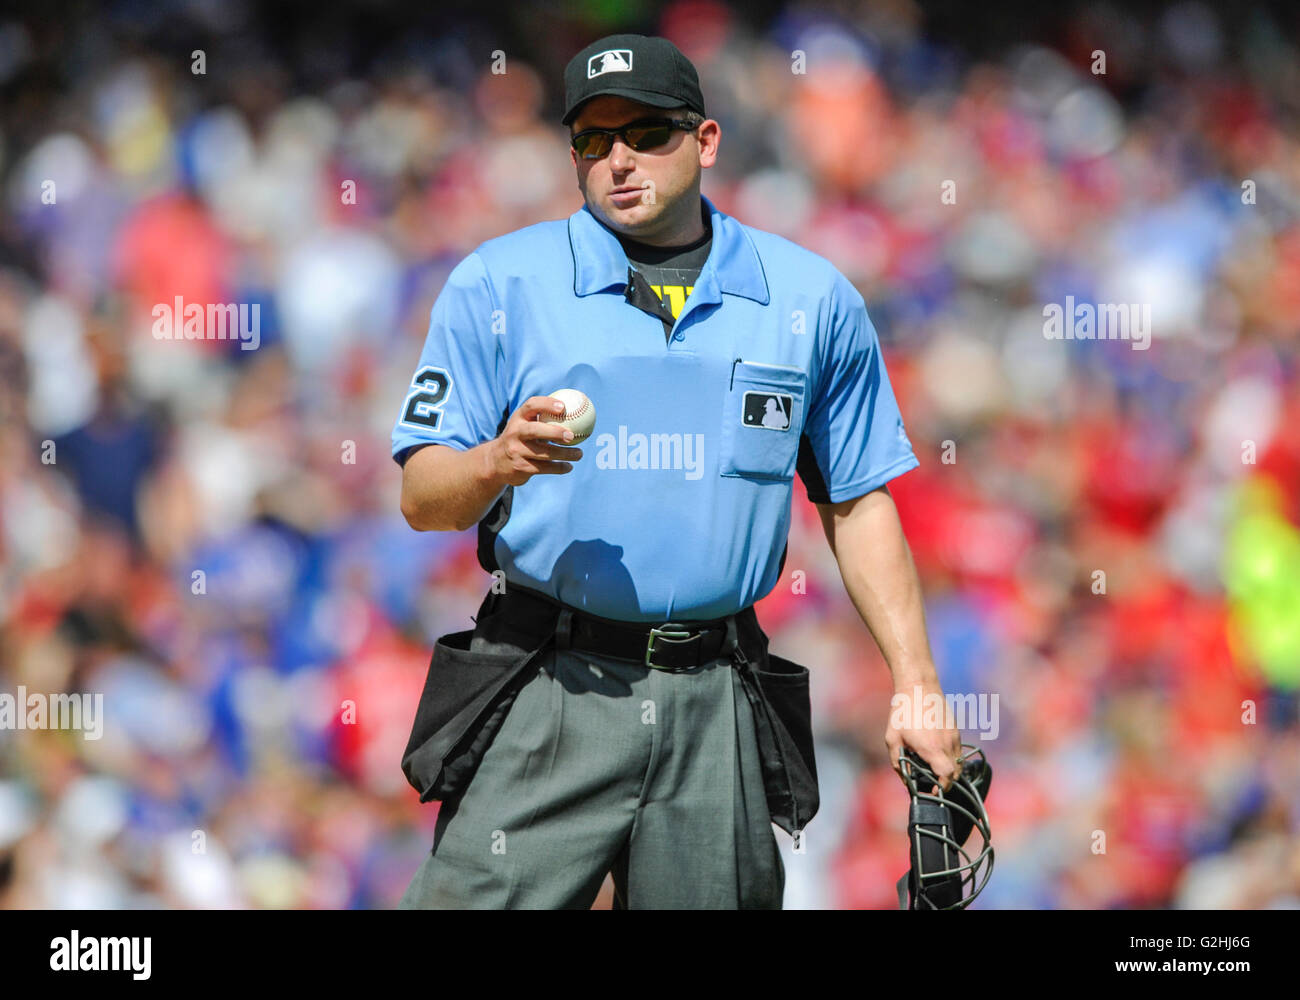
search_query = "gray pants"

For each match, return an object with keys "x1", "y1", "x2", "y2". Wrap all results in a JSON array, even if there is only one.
[{"x1": 399, "y1": 643, "x2": 785, "y2": 909}]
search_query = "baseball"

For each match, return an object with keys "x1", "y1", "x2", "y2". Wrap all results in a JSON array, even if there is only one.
[{"x1": 539, "y1": 388, "x2": 596, "y2": 444}]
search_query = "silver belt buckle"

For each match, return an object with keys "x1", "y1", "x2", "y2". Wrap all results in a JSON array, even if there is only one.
[{"x1": 645, "y1": 624, "x2": 694, "y2": 668}]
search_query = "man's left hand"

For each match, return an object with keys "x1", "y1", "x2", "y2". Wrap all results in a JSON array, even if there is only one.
[{"x1": 885, "y1": 678, "x2": 963, "y2": 793}]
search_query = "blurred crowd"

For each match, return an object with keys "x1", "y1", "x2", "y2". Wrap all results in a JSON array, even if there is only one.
[{"x1": 1, "y1": 0, "x2": 1298, "y2": 909}]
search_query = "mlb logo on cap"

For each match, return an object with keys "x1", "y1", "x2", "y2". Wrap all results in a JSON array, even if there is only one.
[{"x1": 588, "y1": 49, "x2": 633, "y2": 78}]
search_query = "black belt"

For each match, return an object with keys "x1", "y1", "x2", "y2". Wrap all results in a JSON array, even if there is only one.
[{"x1": 484, "y1": 584, "x2": 754, "y2": 671}]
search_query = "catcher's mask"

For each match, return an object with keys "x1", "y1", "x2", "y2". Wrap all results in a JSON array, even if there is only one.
[{"x1": 895, "y1": 744, "x2": 994, "y2": 910}]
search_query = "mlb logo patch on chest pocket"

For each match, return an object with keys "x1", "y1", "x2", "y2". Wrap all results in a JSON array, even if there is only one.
[
  {"x1": 742, "y1": 391, "x2": 793, "y2": 431},
  {"x1": 721, "y1": 362, "x2": 806, "y2": 482}
]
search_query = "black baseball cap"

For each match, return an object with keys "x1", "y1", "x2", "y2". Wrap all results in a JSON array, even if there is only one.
[{"x1": 561, "y1": 33, "x2": 706, "y2": 127}]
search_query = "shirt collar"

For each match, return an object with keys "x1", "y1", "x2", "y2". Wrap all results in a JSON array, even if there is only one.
[{"x1": 568, "y1": 194, "x2": 770, "y2": 306}]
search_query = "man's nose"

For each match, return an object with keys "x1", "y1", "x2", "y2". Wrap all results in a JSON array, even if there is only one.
[{"x1": 608, "y1": 138, "x2": 635, "y2": 173}]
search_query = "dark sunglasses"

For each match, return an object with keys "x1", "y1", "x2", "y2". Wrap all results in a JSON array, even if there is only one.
[{"x1": 570, "y1": 117, "x2": 698, "y2": 160}]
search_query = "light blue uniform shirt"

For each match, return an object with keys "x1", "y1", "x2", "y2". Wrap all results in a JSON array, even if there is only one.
[{"x1": 392, "y1": 195, "x2": 918, "y2": 622}]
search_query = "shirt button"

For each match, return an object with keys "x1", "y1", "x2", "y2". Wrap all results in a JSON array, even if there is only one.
[{"x1": 673, "y1": 332, "x2": 684, "y2": 341}]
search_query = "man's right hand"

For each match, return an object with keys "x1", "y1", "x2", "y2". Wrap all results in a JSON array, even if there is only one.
[{"x1": 487, "y1": 396, "x2": 586, "y2": 487}]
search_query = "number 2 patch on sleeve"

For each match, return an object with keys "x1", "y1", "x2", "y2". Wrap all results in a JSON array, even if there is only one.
[{"x1": 400, "y1": 366, "x2": 453, "y2": 430}]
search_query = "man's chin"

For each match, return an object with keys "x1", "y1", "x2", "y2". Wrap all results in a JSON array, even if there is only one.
[{"x1": 596, "y1": 199, "x2": 657, "y2": 234}]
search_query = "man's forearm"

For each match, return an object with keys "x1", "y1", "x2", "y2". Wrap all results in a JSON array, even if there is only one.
[
  {"x1": 817, "y1": 486, "x2": 939, "y2": 689},
  {"x1": 401, "y1": 442, "x2": 507, "y2": 532}
]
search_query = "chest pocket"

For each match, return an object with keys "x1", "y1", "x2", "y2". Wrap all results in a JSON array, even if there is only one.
[{"x1": 720, "y1": 360, "x2": 807, "y2": 481}]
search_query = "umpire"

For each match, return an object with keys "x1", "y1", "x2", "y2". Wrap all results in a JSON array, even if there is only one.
[{"x1": 392, "y1": 33, "x2": 962, "y2": 909}]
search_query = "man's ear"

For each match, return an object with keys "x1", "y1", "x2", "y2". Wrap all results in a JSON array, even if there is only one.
[{"x1": 697, "y1": 119, "x2": 720, "y2": 169}]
